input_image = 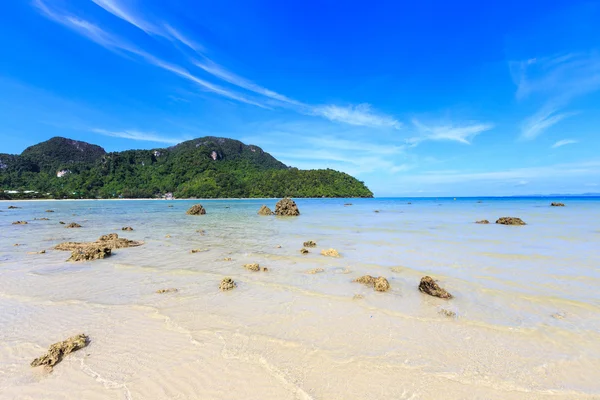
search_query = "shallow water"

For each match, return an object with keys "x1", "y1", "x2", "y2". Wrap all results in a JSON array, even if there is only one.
[{"x1": 1, "y1": 197, "x2": 599, "y2": 399}]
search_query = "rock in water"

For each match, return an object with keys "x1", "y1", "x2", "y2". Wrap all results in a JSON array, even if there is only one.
[
  {"x1": 551, "y1": 202, "x2": 565, "y2": 207},
  {"x1": 219, "y1": 277, "x2": 237, "y2": 291},
  {"x1": 354, "y1": 275, "x2": 390, "y2": 292},
  {"x1": 300, "y1": 248, "x2": 309, "y2": 254},
  {"x1": 274, "y1": 198, "x2": 300, "y2": 216},
  {"x1": 186, "y1": 204, "x2": 206, "y2": 215},
  {"x1": 257, "y1": 205, "x2": 273, "y2": 215},
  {"x1": 8, "y1": 206, "x2": 21, "y2": 209},
  {"x1": 307, "y1": 268, "x2": 324, "y2": 274},
  {"x1": 56, "y1": 233, "x2": 142, "y2": 251},
  {"x1": 45, "y1": 209, "x2": 54, "y2": 213},
  {"x1": 66, "y1": 222, "x2": 82, "y2": 228},
  {"x1": 321, "y1": 248, "x2": 340, "y2": 257},
  {"x1": 419, "y1": 276, "x2": 453, "y2": 299},
  {"x1": 475, "y1": 220, "x2": 490, "y2": 224},
  {"x1": 68, "y1": 245, "x2": 111, "y2": 262},
  {"x1": 495, "y1": 217, "x2": 526, "y2": 226},
  {"x1": 156, "y1": 288, "x2": 178, "y2": 294},
  {"x1": 354, "y1": 275, "x2": 376, "y2": 285},
  {"x1": 31, "y1": 334, "x2": 89, "y2": 370},
  {"x1": 243, "y1": 263, "x2": 261, "y2": 271},
  {"x1": 374, "y1": 277, "x2": 391, "y2": 292},
  {"x1": 121, "y1": 226, "x2": 133, "y2": 231},
  {"x1": 12, "y1": 221, "x2": 28, "y2": 225},
  {"x1": 303, "y1": 240, "x2": 317, "y2": 248}
]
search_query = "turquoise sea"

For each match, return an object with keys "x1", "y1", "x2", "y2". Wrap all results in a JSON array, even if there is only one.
[{"x1": 1, "y1": 197, "x2": 599, "y2": 399}]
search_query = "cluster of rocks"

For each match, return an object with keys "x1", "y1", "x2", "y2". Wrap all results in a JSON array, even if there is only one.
[
  {"x1": 186, "y1": 204, "x2": 206, "y2": 215},
  {"x1": 55, "y1": 233, "x2": 143, "y2": 262},
  {"x1": 303, "y1": 240, "x2": 317, "y2": 248},
  {"x1": 31, "y1": 334, "x2": 89, "y2": 371},
  {"x1": 475, "y1": 217, "x2": 526, "y2": 225}
]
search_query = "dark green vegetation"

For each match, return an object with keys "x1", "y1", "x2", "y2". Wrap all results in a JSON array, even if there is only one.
[{"x1": 0, "y1": 136, "x2": 373, "y2": 199}]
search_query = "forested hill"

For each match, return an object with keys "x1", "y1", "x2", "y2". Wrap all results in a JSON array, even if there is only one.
[{"x1": 0, "y1": 136, "x2": 373, "y2": 199}]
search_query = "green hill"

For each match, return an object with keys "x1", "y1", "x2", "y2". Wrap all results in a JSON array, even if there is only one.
[{"x1": 0, "y1": 136, "x2": 373, "y2": 199}]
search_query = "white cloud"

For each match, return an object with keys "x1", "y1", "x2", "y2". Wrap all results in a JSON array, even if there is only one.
[
  {"x1": 314, "y1": 104, "x2": 401, "y2": 129},
  {"x1": 521, "y1": 106, "x2": 578, "y2": 140},
  {"x1": 193, "y1": 59, "x2": 300, "y2": 105},
  {"x1": 34, "y1": 0, "x2": 268, "y2": 108},
  {"x1": 37, "y1": 0, "x2": 401, "y2": 130},
  {"x1": 513, "y1": 52, "x2": 600, "y2": 140},
  {"x1": 90, "y1": 0, "x2": 157, "y2": 34},
  {"x1": 92, "y1": 128, "x2": 188, "y2": 144},
  {"x1": 551, "y1": 139, "x2": 578, "y2": 148},
  {"x1": 409, "y1": 119, "x2": 493, "y2": 144}
]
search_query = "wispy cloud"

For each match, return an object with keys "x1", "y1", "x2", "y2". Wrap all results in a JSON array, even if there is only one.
[
  {"x1": 193, "y1": 59, "x2": 300, "y2": 105},
  {"x1": 521, "y1": 105, "x2": 578, "y2": 140},
  {"x1": 34, "y1": 0, "x2": 267, "y2": 108},
  {"x1": 92, "y1": 128, "x2": 188, "y2": 144},
  {"x1": 409, "y1": 119, "x2": 493, "y2": 144},
  {"x1": 512, "y1": 52, "x2": 600, "y2": 139},
  {"x1": 551, "y1": 139, "x2": 578, "y2": 148},
  {"x1": 91, "y1": 0, "x2": 204, "y2": 53},
  {"x1": 35, "y1": 0, "x2": 400, "y2": 129},
  {"x1": 314, "y1": 104, "x2": 401, "y2": 129}
]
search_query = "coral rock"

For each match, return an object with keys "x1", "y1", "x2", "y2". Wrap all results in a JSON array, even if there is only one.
[
  {"x1": 303, "y1": 240, "x2": 317, "y2": 248},
  {"x1": 495, "y1": 217, "x2": 526, "y2": 226},
  {"x1": 419, "y1": 276, "x2": 453, "y2": 299},
  {"x1": 274, "y1": 198, "x2": 300, "y2": 216},
  {"x1": 257, "y1": 205, "x2": 273, "y2": 215},
  {"x1": 68, "y1": 245, "x2": 111, "y2": 262},
  {"x1": 243, "y1": 263, "x2": 261, "y2": 271},
  {"x1": 156, "y1": 288, "x2": 178, "y2": 294},
  {"x1": 373, "y1": 277, "x2": 391, "y2": 292},
  {"x1": 354, "y1": 275, "x2": 390, "y2": 292},
  {"x1": 320, "y1": 248, "x2": 340, "y2": 257},
  {"x1": 31, "y1": 334, "x2": 89, "y2": 370},
  {"x1": 307, "y1": 268, "x2": 325, "y2": 274},
  {"x1": 186, "y1": 204, "x2": 206, "y2": 215},
  {"x1": 219, "y1": 277, "x2": 237, "y2": 291}
]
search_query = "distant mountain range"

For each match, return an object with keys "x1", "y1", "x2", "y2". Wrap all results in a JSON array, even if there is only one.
[{"x1": 0, "y1": 136, "x2": 373, "y2": 199}]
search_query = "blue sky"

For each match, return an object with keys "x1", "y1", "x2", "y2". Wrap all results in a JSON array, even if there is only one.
[{"x1": 1, "y1": 0, "x2": 599, "y2": 196}]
